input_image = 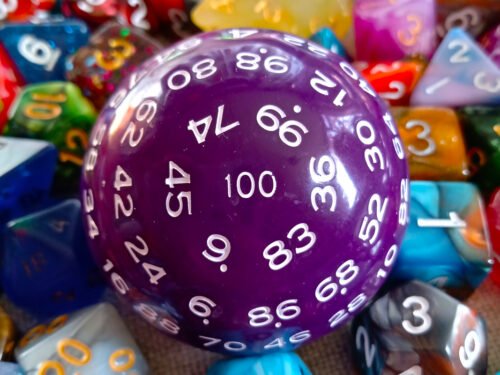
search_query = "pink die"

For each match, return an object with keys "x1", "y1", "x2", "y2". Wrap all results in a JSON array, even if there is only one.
[{"x1": 354, "y1": 0, "x2": 437, "y2": 61}]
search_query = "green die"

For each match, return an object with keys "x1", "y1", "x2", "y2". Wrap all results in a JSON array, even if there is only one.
[
  {"x1": 4, "y1": 82, "x2": 97, "y2": 193},
  {"x1": 459, "y1": 106, "x2": 500, "y2": 196}
]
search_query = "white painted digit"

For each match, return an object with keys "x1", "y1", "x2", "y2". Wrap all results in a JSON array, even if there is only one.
[
  {"x1": 402, "y1": 296, "x2": 432, "y2": 335},
  {"x1": 289, "y1": 330, "x2": 311, "y2": 344},
  {"x1": 166, "y1": 192, "x2": 192, "y2": 218},
  {"x1": 449, "y1": 39, "x2": 471, "y2": 63},
  {"x1": 189, "y1": 296, "x2": 216, "y2": 318},
  {"x1": 114, "y1": 165, "x2": 133, "y2": 191},
  {"x1": 167, "y1": 70, "x2": 191, "y2": 90},
  {"x1": 439, "y1": 7, "x2": 480, "y2": 37},
  {"x1": 248, "y1": 306, "x2": 274, "y2": 327},
  {"x1": 125, "y1": 235, "x2": 148, "y2": 263},
  {"x1": 188, "y1": 104, "x2": 240, "y2": 144},
  {"x1": 405, "y1": 120, "x2": 436, "y2": 157},
  {"x1": 198, "y1": 336, "x2": 247, "y2": 352},
  {"x1": 226, "y1": 171, "x2": 276, "y2": 199},
  {"x1": 193, "y1": 58, "x2": 217, "y2": 79},
  {"x1": 287, "y1": 223, "x2": 316, "y2": 254},
  {"x1": 316, "y1": 259, "x2": 359, "y2": 302},
  {"x1": 336, "y1": 260, "x2": 359, "y2": 285},
  {"x1": 356, "y1": 120, "x2": 375, "y2": 145},
  {"x1": 263, "y1": 223, "x2": 316, "y2": 271},
  {"x1": 18, "y1": 35, "x2": 61, "y2": 71},
  {"x1": 227, "y1": 29, "x2": 258, "y2": 39},
  {"x1": 114, "y1": 194, "x2": 133, "y2": 219},
  {"x1": 165, "y1": 161, "x2": 190, "y2": 188},
  {"x1": 256, "y1": 104, "x2": 308, "y2": 147},
  {"x1": 459, "y1": 330, "x2": 481, "y2": 370},
  {"x1": 263, "y1": 241, "x2": 292, "y2": 271},
  {"x1": 128, "y1": 0, "x2": 150, "y2": 29},
  {"x1": 310, "y1": 70, "x2": 346, "y2": 106},
  {"x1": 359, "y1": 194, "x2": 388, "y2": 245},
  {"x1": 0, "y1": 0, "x2": 16, "y2": 19},
  {"x1": 417, "y1": 211, "x2": 466, "y2": 228},
  {"x1": 236, "y1": 52, "x2": 261, "y2": 70},
  {"x1": 309, "y1": 155, "x2": 336, "y2": 183},
  {"x1": 203, "y1": 234, "x2": 231, "y2": 263},
  {"x1": 355, "y1": 326, "x2": 376, "y2": 368},
  {"x1": 473, "y1": 71, "x2": 500, "y2": 93},
  {"x1": 311, "y1": 185, "x2": 337, "y2": 212},
  {"x1": 377, "y1": 244, "x2": 399, "y2": 279},
  {"x1": 380, "y1": 81, "x2": 406, "y2": 100},
  {"x1": 276, "y1": 299, "x2": 301, "y2": 320}
]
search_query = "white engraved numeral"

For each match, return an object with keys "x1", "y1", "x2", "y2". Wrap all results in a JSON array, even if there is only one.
[
  {"x1": 402, "y1": 296, "x2": 432, "y2": 335},
  {"x1": 188, "y1": 104, "x2": 240, "y2": 144}
]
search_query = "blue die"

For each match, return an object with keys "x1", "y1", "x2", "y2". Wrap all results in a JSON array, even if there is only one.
[
  {"x1": 0, "y1": 18, "x2": 88, "y2": 83},
  {"x1": 390, "y1": 181, "x2": 493, "y2": 297},
  {"x1": 0, "y1": 362, "x2": 24, "y2": 374},
  {"x1": 207, "y1": 352, "x2": 312, "y2": 375},
  {"x1": 310, "y1": 27, "x2": 347, "y2": 58},
  {"x1": 2, "y1": 199, "x2": 105, "y2": 317},
  {"x1": 0, "y1": 136, "x2": 56, "y2": 230}
]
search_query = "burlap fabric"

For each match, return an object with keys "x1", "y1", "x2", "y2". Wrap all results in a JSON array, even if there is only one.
[{"x1": 2, "y1": 277, "x2": 499, "y2": 374}]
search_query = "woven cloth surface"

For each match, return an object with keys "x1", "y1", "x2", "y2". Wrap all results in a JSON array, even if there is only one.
[{"x1": 2, "y1": 277, "x2": 499, "y2": 375}]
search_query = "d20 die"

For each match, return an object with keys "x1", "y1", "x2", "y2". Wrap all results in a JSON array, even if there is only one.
[
  {"x1": 4, "y1": 82, "x2": 97, "y2": 193},
  {"x1": 15, "y1": 303, "x2": 149, "y2": 374},
  {"x1": 2, "y1": 199, "x2": 105, "y2": 317},
  {"x1": 352, "y1": 280, "x2": 488, "y2": 375},
  {"x1": 391, "y1": 181, "x2": 492, "y2": 298},
  {"x1": 392, "y1": 107, "x2": 469, "y2": 180},
  {"x1": 0, "y1": 136, "x2": 56, "y2": 231}
]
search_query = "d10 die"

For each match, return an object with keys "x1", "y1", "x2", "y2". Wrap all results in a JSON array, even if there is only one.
[
  {"x1": 2, "y1": 199, "x2": 105, "y2": 317},
  {"x1": 207, "y1": 352, "x2": 312, "y2": 375},
  {"x1": 4, "y1": 82, "x2": 97, "y2": 193},
  {"x1": 16, "y1": 303, "x2": 149, "y2": 375},
  {"x1": 352, "y1": 280, "x2": 488, "y2": 375},
  {"x1": 391, "y1": 181, "x2": 492, "y2": 298},
  {"x1": 354, "y1": 0, "x2": 437, "y2": 61},
  {"x1": 459, "y1": 106, "x2": 500, "y2": 197},
  {"x1": 0, "y1": 19, "x2": 89, "y2": 83},
  {"x1": 392, "y1": 107, "x2": 469, "y2": 180},
  {"x1": 0, "y1": 136, "x2": 56, "y2": 234},
  {"x1": 66, "y1": 21, "x2": 162, "y2": 109}
]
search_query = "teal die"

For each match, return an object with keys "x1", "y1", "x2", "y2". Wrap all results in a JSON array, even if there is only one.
[{"x1": 390, "y1": 181, "x2": 493, "y2": 298}]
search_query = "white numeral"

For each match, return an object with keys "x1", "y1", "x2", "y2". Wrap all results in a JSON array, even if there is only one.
[
  {"x1": 315, "y1": 259, "x2": 360, "y2": 302},
  {"x1": 248, "y1": 299, "x2": 301, "y2": 328},
  {"x1": 263, "y1": 223, "x2": 316, "y2": 271},
  {"x1": 18, "y1": 35, "x2": 61, "y2": 71},
  {"x1": 236, "y1": 52, "x2": 289, "y2": 74},
  {"x1": 309, "y1": 155, "x2": 338, "y2": 213},
  {"x1": 165, "y1": 161, "x2": 192, "y2": 218},
  {"x1": 402, "y1": 296, "x2": 432, "y2": 335},
  {"x1": 459, "y1": 330, "x2": 481, "y2": 370},
  {"x1": 417, "y1": 211, "x2": 466, "y2": 228},
  {"x1": 167, "y1": 58, "x2": 217, "y2": 90},
  {"x1": 188, "y1": 104, "x2": 239, "y2": 144},
  {"x1": 356, "y1": 326, "x2": 376, "y2": 368},
  {"x1": 199, "y1": 336, "x2": 247, "y2": 352},
  {"x1": 358, "y1": 194, "x2": 388, "y2": 245},
  {"x1": 405, "y1": 120, "x2": 436, "y2": 157},
  {"x1": 225, "y1": 171, "x2": 277, "y2": 199},
  {"x1": 256, "y1": 104, "x2": 308, "y2": 147},
  {"x1": 356, "y1": 120, "x2": 385, "y2": 172}
]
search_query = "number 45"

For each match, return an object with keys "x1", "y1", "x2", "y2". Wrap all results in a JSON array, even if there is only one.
[{"x1": 188, "y1": 104, "x2": 240, "y2": 144}]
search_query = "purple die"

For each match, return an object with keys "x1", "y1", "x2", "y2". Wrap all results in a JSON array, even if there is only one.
[
  {"x1": 81, "y1": 29, "x2": 409, "y2": 355},
  {"x1": 354, "y1": 0, "x2": 437, "y2": 61}
]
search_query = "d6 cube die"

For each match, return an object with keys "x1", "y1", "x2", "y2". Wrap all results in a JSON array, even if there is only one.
[
  {"x1": 391, "y1": 181, "x2": 492, "y2": 298},
  {"x1": 352, "y1": 280, "x2": 488, "y2": 375},
  {"x1": 16, "y1": 303, "x2": 149, "y2": 375}
]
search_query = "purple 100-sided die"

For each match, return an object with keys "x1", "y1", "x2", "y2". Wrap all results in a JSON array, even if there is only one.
[{"x1": 81, "y1": 29, "x2": 409, "y2": 355}]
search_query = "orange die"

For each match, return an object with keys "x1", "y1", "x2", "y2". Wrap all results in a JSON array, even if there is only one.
[
  {"x1": 356, "y1": 61, "x2": 425, "y2": 106},
  {"x1": 392, "y1": 107, "x2": 469, "y2": 180}
]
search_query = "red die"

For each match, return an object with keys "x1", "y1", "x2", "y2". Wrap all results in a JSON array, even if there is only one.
[
  {"x1": 0, "y1": 0, "x2": 56, "y2": 22},
  {"x1": 62, "y1": 0, "x2": 119, "y2": 28},
  {"x1": 0, "y1": 44, "x2": 24, "y2": 132},
  {"x1": 488, "y1": 189, "x2": 500, "y2": 285},
  {"x1": 355, "y1": 61, "x2": 425, "y2": 106}
]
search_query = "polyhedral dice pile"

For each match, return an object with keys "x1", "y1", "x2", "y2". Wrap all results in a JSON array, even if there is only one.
[{"x1": 0, "y1": 0, "x2": 499, "y2": 374}]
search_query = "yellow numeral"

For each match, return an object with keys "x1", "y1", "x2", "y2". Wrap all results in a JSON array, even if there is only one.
[
  {"x1": 109, "y1": 348, "x2": 136, "y2": 372},
  {"x1": 57, "y1": 338, "x2": 92, "y2": 366}
]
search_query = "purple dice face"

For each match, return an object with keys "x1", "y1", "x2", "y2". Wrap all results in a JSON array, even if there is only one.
[
  {"x1": 81, "y1": 29, "x2": 409, "y2": 355},
  {"x1": 480, "y1": 25, "x2": 500, "y2": 68}
]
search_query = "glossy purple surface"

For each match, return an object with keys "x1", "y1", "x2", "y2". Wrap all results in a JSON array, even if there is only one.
[
  {"x1": 81, "y1": 29, "x2": 409, "y2": 355},
  {"x1": 481, "y1": 25, "x2": 500, "y2": 68}
]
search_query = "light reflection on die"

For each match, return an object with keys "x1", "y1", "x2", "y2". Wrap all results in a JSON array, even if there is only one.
[{"x1": 82, "y1": 29, "x2": 408, "y2": 355}]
